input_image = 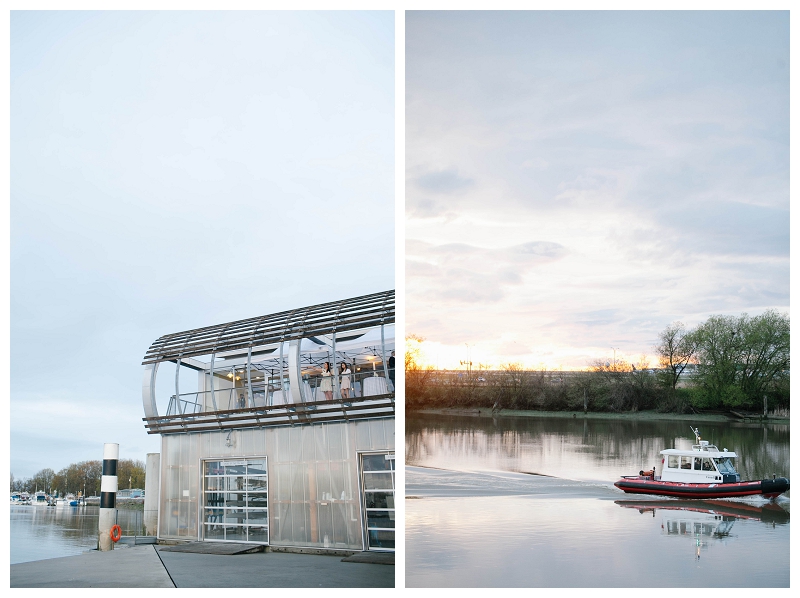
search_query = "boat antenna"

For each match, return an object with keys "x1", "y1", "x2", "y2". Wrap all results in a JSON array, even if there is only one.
[{"x1": 690, "y1": 427, "x2": 701, "y2": 444}]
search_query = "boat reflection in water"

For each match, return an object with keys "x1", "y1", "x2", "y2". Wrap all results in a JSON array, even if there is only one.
[{"x1": 617, "y1": 500, "x2": 789, "y2": 560}]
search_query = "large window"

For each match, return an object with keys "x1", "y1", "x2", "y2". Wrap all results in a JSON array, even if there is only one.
[
  {"x1": 360, "y1": 452, "x2": 395, "y2": 551},
  {"x1": 203, "y1": 458, "x2": 268, "y2": 544}
]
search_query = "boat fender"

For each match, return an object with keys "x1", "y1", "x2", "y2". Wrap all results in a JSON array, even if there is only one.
[{"x1": 110, "y1": 524, "x2": 122, "y2": 543}]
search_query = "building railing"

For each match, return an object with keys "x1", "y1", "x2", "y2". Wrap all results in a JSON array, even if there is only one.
[
  {"x1": 165, "y1": 369, "x2": 395, "y2": 416},
  {"x1": 145, "y1": 392, "x2": 395, "y2": 435}
]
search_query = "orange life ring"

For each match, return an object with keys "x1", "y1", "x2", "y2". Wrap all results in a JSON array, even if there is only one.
[{"x1": 110, "y1": 525, "x2": 122, "y2": 542}]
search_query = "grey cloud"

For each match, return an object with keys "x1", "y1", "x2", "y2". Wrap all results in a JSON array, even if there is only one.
[
  {"x1": 414, "y1": 167, "x2": 474, "y2": 193},
  {"x1": 407, "y1": 239, "x2": 567, "y2": 305},
  {"x1": 654, "y1": 201, "x2": 789, "y2": 258}
]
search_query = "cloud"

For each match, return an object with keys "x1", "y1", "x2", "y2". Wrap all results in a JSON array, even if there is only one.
[
  {"x1": 407, "y1": 239, "x2": 567, "y2": 304},
  {"x1": 405, "y1": 11, "x2": 788, "y2": 369},
  {"x1": 413, "y1": 167, "x2": 474, "y2": 193}
]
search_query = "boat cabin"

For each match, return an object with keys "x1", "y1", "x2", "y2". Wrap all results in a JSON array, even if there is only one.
[{"x1": 660, "y1": 440, "x2": 740, "y2": 484}]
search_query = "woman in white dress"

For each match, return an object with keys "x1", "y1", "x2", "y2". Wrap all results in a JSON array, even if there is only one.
[
  {"x1": 320, "y1": 362, "x2": 333, "y2": 401},
  {"x1": 339, "y1": 362, "x2": 352, "y2": 400}
]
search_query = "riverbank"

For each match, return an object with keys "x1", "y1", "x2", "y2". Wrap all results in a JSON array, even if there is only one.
[{"x1": 410, "y1": 407, "x2": 790, "y2": 423}]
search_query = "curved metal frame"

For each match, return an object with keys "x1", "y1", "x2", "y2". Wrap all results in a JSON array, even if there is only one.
[{"x1": 142, "y1": 290, "x2": 394, "y2": 418}]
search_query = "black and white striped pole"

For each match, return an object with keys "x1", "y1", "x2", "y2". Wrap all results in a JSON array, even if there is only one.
[{"x1": 98, "y1": 443, "x2": 119, "y2": 551}]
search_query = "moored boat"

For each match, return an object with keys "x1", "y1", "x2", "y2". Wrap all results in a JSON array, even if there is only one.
[
  {"x1": 614, "y1": 427, "x2": 789, "y2": 500},
  {"x1": 10, "y1": 491, "x2": 31, "y2": 505},
  {"x1": 32, "y1": 491, "x2": 50, "y2": 506}
]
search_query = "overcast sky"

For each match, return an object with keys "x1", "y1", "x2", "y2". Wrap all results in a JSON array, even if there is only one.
[
  {"x1": 406, "y1": 10, "x2": 789, "y2": 371},
  {"x1": 10, "y1": 11, "x2": 394, "y2": 479}
]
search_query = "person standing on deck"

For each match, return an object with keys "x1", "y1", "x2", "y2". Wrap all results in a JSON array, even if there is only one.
[{"x1": 320, "y1": 362, "x2": 334, "y2": 401}]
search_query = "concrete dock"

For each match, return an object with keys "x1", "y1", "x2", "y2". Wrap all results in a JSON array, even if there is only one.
[{"x1": 10, "y1": 545, "x2": 395, "y2": 588}]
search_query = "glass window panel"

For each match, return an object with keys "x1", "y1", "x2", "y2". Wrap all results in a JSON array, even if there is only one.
[
  {"x1": 225, "y1": 494, "x2": 247, "y2": 508},
  {"x1": 225, "y1": 464, "x2": 247, "y2": 476},
  {"x1": 363, "y1": 472, "x2": 393, "y2": 490},
  {"x1": 225, "y1": 477, "x2": 247, "y2": 492},
  {"x1": 246, "y1": 495, "x2": 269, "y2": 509},
  {"x1": 667, "y1": 455, "x2": 679, "y2": 469},
  {"x1": 248, "y1": 527, "x2": 269, "y2": 543},
  {"x1": 226, "y1": 526, "x2": 247, "y2": 542},
  {"x1": 367, "y1": 529, "x2": 394, "y2": 550},
  {"x1": 362, "y1": 454, "x2": 393, "y2": 471},
  {"x1": 247, "y1": 510, "x2": 269, "y2": 522},
  {"x1": 247, "y1": 461, "x2": 267, "y2": 476},
  {"x1": 205, "y1": 461, "x2": 222, "y2": 475},
  {"x1": 205, "y1": 477, "x2": 225, "y2": 491},
  {"x1": 680, "y1": 456, "x2": 692, "y2": 469},
  {"x1": 205, "y1": 524, "x2": 224, "y2": 540},
  {"x1": 246, "y1": 477, "x2": 267, "y2": 492},
  {"x1": 365, "y1": 491, "x2": 394, "y2": 510},
  {"x1": 701, "y1": 458, "x2": 715, "y2": 471},
  {"x1": 367, "y1": 511, "x2": 395, "y2": 528}
]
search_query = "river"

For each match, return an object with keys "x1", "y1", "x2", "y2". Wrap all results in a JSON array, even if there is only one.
[
  {"x1": 10, "y1": 505, "x2": 150, "y2": 565},
  {"x1": 405, "y1": 412, "x2": 790, "y2": 587}
]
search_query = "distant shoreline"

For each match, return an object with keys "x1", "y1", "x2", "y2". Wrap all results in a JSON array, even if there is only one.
[{"x1": 410, "y1": 408, "x2": 790, "y2": 424}]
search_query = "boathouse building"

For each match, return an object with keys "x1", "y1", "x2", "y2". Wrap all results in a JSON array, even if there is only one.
[{"x1": 141, "y1": 290, "x2": 395, "y2": 552}]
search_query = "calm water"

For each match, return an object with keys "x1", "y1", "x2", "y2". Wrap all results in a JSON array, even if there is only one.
[
  {"x1": 10, "y1": 505, "x2": 149, "y2": 565},
  {"x1": 406, "y1": 413, "x2": 790, "y2": 587}
]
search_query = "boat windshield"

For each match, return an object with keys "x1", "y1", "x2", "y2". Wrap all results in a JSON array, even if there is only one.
[{"x1": 713, "y1": 457, "x2": 737, "y2": 475}]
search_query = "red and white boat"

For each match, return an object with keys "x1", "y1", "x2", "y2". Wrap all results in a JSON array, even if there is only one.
[{"x1": 614, "y1": 427, "x2": 789, "y2": 500}]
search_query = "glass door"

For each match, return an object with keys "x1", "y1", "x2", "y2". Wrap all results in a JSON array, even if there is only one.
[
  {"x1": 203, "y1": 457, "x2": 269, "y2": 544},
  {"x1": 360, "y1": 452, "x2": 395, "y2": 551}
]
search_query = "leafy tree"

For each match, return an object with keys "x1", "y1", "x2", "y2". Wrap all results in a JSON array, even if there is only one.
[
  {"x1": 737, "y1": 310, "x2": 790, "y2": 406},
  {"x1": 692, "y1": 311, "x2": 789, "y2": 410},
  {"x1": 117, "y1": 459, "x2": 146, "y2": 490}
]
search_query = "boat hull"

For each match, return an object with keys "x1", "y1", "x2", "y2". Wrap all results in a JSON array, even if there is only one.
[{"x1": 614, "y1": 477, "x2": 789, "y2": 499}]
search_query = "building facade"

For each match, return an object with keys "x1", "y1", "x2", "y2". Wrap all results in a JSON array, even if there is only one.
[{"x1": 142, "y1": 290, "x2": 395, "y2": 551}]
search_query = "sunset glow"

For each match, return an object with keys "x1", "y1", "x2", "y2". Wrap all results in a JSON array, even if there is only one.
[{"x1": 406, "y1": 12, "x2": 788, "y2": 369}]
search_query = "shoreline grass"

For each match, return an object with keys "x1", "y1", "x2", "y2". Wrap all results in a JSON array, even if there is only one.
[{"x1": 411, "y1": 407, "x2": 790, "y2": 424}]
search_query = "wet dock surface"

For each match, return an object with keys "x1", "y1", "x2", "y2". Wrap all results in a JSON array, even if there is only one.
[{"x1": 11, "y1": 545, "x2": 395, "y2": 588}]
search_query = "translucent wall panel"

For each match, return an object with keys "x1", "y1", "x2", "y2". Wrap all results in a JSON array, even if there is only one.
[
  {"x1": 354, "y1": 418, "x2": 395, "y2": 452},
  {"x1": 269, "y1": 422, "x2": 362, "y2": 549},
  {"x1": 157, "y1": 418, "x2": 394, "y2": 547},
  {"x1": 159, "y1": 434, "x2": 200, "y2": 539}
]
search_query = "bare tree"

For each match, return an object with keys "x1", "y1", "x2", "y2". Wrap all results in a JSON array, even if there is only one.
[{"x1": 655, "y1": 322, "x2": 698, "y2": 390}]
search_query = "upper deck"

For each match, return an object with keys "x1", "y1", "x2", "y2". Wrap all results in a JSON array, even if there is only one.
[{"x1": 141, "y1": 290, "x2": 395, "y2": 434}]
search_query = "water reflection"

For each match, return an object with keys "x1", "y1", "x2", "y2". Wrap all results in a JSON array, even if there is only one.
[
  {"x1": 616, "y1": 500, "x2": 789, "y2": 561},
  {"x1": 406, "y1": 414, "x2": 790, "y2": 587},
  {"x1": 406, "y1": 413, "x2": 790, "y2": 484},
  {"x1": 11, "y1": 505, "x2": 149, "y2": 565}
]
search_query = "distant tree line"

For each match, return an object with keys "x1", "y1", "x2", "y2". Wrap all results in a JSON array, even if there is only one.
[
  {"x1": 406, "y1": 310, "x2": 789, "y2": 414},
  {"x1": 10, "y1": 459, "x2": 146, "y2": 496}
]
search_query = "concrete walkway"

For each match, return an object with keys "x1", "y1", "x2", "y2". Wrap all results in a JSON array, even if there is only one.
[
  {"x1": 157, "y1": 548, "x2": 394, "y2": 587},
  {"x1": 10, "y1": 545, "x2": 174, "y2": 588},
  {"x1": 11, "y1": 545, "x2": 395, "y2": 588}
]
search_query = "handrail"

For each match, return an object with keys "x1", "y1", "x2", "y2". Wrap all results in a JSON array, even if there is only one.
[{"x1": 143, "y1": 393, "x2": 395, "y2": 435}]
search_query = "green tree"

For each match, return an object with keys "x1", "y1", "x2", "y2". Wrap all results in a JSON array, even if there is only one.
[
  {"x1": 693, "y1": 311, "x2": 789, "y2": 410},
  {"x1": 738, "y1": 310, "x2": 790, "y2": 406},
  {"x1": 117, "y1": 459, "x2": 146, "y2": 490}
]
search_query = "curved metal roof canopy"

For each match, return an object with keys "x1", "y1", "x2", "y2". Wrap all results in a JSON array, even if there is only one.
[{"x1": 142, "y1": 289, "x2": 395, "y2": 366}]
